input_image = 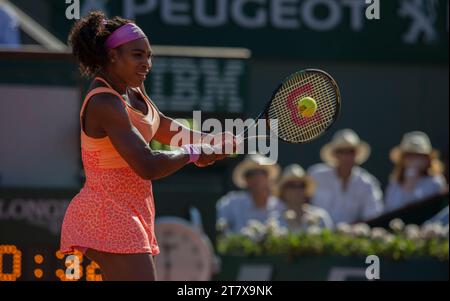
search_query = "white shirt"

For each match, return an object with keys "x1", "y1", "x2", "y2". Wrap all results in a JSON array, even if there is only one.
[
  {"x1": 279, "y1": 203, "x2": 334, "y2": 230},
  {"x1": 384, "y1": 175, "x2": 447, "y2": 212},
  {"x1": 216, "y1": 191, "x2": 285, "y2": 233},
  {"x1": 308, "y1": 163, "x2": 384, "y2": 224}
]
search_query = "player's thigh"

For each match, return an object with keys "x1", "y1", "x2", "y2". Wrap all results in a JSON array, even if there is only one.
[{"x1": 86, "y1": 249, "x2": 156, "y2": 281}]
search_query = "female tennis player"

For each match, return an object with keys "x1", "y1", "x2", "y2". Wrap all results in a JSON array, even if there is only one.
[{"x1": 60, "y1": 11, "x2": 235, "y2": 281}]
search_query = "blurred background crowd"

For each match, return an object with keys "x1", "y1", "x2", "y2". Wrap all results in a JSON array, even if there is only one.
[{"x1": 216, "y1": 129, "x2": 449, "y2": 234}]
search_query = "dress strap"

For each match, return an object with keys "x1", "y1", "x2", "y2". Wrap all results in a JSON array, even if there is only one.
[{"x1": 80, "y1": 87, "x2": 127, "y2": 125}]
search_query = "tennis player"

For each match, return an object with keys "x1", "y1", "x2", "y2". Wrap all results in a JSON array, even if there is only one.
[{"x1": 60, "y1": 11, "x2": 234, "y2": 281}]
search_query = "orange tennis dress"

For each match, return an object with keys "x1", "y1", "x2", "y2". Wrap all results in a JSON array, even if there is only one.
[{"x1": 60, "y1": 77, "x2": 160, "y2": 255}]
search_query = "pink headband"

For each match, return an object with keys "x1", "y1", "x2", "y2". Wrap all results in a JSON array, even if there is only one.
[{"x1": 104, "y1": 23, "x2": 147, "y2": 50}]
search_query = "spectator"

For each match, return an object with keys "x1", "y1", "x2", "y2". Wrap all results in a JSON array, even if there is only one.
[
  {"x1": 308, "y1": 129, "x2": 384, "y2": 224},
  {"x1": 384, "y1": 131, "x2": 447, "y2": 212},
  {"x1": 277, "y1": 164, "x2": 333, "y2": 230},
  {"x1": 216, "y1": 154, "x2": 283, "y2": 233},
  {"x1": 0, "y1": 2, "x2": 20, "y2": 48}
]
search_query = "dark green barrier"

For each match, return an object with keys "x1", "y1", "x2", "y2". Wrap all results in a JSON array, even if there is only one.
[
  {"x1": 214, "y1": 255, "x2": 449, "y2": 280},
  {"x1": 367, "y1": 194, "x2": 449, "y2": 228}
]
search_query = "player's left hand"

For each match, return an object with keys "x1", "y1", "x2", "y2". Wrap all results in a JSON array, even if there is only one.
[{"x1": 198, "y1": 132, "x2": 237, "y2": 163}]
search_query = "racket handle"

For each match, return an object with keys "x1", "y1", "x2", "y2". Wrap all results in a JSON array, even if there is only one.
[
  {"x1": 227, "y1": 134, "x2": 270, "y2": 157},
  {"x1": 235, "y1": 134, "x2": 270, "y2": 144},
  {"x1": 241, "y1": 135, "x2": 270, "y2": 142}
]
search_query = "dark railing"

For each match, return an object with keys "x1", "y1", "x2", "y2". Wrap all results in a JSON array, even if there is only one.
[{"x1": 366, "y1": 193, "x2": 449, "y2": 228}]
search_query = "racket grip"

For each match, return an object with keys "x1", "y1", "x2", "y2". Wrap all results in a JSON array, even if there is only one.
[{"x1": 226, "y1": 134, "x2": 271, "y2": 157}]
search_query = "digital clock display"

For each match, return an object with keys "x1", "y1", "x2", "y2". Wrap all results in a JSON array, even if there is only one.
[{"x1": 0, "y1": 245, "x2": 103, "y2": 281}]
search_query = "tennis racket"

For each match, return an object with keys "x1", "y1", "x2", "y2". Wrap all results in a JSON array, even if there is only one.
[{"x1": 234, "y1": 69, "x2": 341, "y2": 151}]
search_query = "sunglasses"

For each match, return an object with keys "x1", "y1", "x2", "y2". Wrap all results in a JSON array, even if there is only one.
[
  {"x1": 284, "y1": 182, "x2": 306, "y2": 189},
  {"x1": 334, "y1": 148, "x2": 356, "y2": 155},
  {"x1": 244, "y1": 169, "x2": 268, "y2": 178}
]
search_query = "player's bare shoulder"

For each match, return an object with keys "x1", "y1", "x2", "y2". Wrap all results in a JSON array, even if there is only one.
[{"x1": 88, "y1": 92, "x2": 129, "y2": 128}]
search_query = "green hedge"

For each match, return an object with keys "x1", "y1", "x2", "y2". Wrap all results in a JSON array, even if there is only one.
[{"x1": 217, "y1": 219, "x2": 449, "y2": 261}]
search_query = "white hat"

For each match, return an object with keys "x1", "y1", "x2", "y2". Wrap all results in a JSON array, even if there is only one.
[
  {"x1": 320, "y1": 129, "x2": 371, "y2": 167},
  {"x1": 232, "y1": 154, "x2": 281, "y2": 189},
  {"x1": 390, "y1": 131, "x2": 438, "y2": 163},
  {"x1": 277, "y1": 164, "x2": 315, "y2": 198}
]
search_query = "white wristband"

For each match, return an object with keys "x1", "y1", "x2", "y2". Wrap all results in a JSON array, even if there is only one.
[{"x1": 180, "y1": 144, "x2": 201, "y2": 163}]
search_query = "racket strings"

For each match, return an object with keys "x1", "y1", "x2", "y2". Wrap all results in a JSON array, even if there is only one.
[
  {"x1": 303, "y1": 74, "x2": 337, "y2": 136},
  {"x1": 267, "y1": 72, "x2": 339, "y2": 143},
  {"x1": 268, "y1": 76, "x2": 299, "y2": 139},
  {"x1": 269, "y1": 75, "x2": 310, "y2": 140}
]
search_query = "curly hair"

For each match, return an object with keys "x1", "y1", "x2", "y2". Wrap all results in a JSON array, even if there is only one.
[{"x1": 68, "y1": 11, "x2": 132, "y2": 78}]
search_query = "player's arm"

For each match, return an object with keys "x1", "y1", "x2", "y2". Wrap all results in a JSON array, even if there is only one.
[
  {"x1": 139, "y1": 83, "x2": 236, "y2": 153},
  {"x1": 155, "y1": 113, "x2": 236, "y2": 159},
  {"x1": 139, "y1": 83, "x2": 210, "y2": 146},
  {"x1": 89, "y1": 93, "x2": 213, "y2": 180},
  {"x1": 154, "y1": 112, "x2": 205, "y2": 146}
]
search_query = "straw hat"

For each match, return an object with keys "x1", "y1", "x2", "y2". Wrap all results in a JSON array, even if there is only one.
[
  {"x1": 277, "y1": 164, "x2": 315, "y2": 198},
  {"x1": 390, "y1": 131, "x2": 438, "y2": 163},
  {"x1": 232, "y1": 154, "x2": 281, "y2": 189},
  {"x1": 320, "y1": 129, "x2": 371, "y2": 167}
]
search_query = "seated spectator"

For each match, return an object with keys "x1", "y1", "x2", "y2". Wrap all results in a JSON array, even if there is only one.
[
  {"x1": 385, "y1": 131, "x2": 447, "y2": 212},
  {"x1": 308, "y1": 129, "x2": 384, "y2": 224},
  {"x1": 216, "y1": 154, "x2": 283, "y2": 233},
  {"x1": 0, "y1": 2, "x2": 20, "y2": 48},
  {"x1": 277, "y1": 164, "x2": 333, "y2": 230}
]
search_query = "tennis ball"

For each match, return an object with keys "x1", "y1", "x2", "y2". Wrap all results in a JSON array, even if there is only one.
[{"x1": 297, "y1": 97, "x2": 317, "y2": 118}]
